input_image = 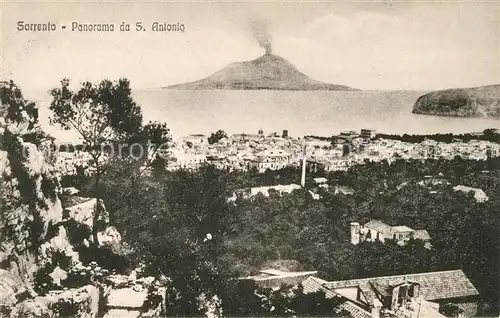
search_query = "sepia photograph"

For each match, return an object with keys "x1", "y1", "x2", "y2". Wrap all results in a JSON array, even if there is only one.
[{"x1": 0, "y1": 0, "x2": 499, "y2": 317}]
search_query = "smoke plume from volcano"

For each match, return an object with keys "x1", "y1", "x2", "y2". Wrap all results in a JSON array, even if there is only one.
[
  {"x1": 163, "y1": 19, "x2": 357, "y2": 91},
  {"x1": 251, "y1": 20, "x2": 272, "y2": 55}
]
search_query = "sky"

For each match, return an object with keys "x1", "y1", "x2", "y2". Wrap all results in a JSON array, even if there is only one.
[{"x1": 1, "y1": 1, "x2": 500, "y2": 91}]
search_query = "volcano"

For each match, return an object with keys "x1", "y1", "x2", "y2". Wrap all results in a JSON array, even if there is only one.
[{"x1": 164, "y1": 54, "x2": 357, "y2": 91}]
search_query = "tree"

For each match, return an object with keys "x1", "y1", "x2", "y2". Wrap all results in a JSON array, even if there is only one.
[
  {"x1": 1, "y1": 80, "x2": 39, "y2": 131},
  {"x1": 102, "y1": 165, "x2": 234, "y2": 315},
  {"x1": 222, "y1": 281, "x2": 349, "y2": 317},
  {"x1": 208, "y1": 129, "x2": 228, "y2": 144},
  {"x1": 49, "y1": 78, "x2": 143, "y2": 244}
]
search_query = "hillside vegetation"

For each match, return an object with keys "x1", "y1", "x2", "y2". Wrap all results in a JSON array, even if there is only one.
[{"x1": 413, "y1": 84, "x2": 500, "y2": 118}]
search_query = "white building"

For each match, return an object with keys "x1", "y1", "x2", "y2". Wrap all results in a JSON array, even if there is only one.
[
  {"x1": 54, "y1": 151, "x2": 93, "y2": 175},
  {"x1": 350, "y1": 220, "x2": 432, "y2": 249},
  {"x1": 453, "y1": 185, "x2": 489, "y2": 202},
  {"x1": 168, "y1": 153, "x2": 207, "y2": 170},
  {"x1": 249, "y1": 149, "x2": 292, "y2": 172},
  {"x1": 229, "y1": 183, "x2": 301, "y2": 201}
]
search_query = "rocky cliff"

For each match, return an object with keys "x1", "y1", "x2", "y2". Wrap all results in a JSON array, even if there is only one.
[
  {"x1": 164, "y1": 54, "x2": 356, "y2": 91},
  {"x1": 412, "y1": 85, "x2": 500, "y2": 119},
  {"x1": 0, "y1": 81, "x2": 112, "y2": 316}
]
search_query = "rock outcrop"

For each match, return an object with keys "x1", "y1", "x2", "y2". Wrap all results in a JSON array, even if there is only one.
[
  {"x1": 0, "y1": 135, "x2": 64, "y2": 305},
  {"x1": 1, "y1": 81, "x2": 163, "y2": 317},
  {"x1": 412, "y1": 84, "x2": 500, "y2": 119},
  {"x1": 0, "y1": 81, "x2": 113, "y2": 316},
  {"x1": 10, "y1": 285, "x2": 99, "y2": 318}
]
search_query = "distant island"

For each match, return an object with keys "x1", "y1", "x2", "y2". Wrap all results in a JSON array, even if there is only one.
[
  {"x1": 163, "y1": 53, "x2": 357, "y2": 91},
  {"x1": 413, "y1": 84, "x2": 500, "y2": 119}
]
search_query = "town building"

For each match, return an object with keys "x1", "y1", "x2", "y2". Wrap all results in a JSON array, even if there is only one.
[
  {"x1": 243, "y1": 269, "x2": 480, "y2": 318},
  {"x1": 307, "y1": 157, "x2": 353, "y2": 173},
  {"x1": 167, "y1": 153, "x2": 207, "y2": 170},
  {"x1": 50, "y1": 131, "x2": 500, "y2": 177},
  {"x1": 302, "y1": 270, "x2": 479, "y2": 317},
  {"x1": 452, "y1": 185, "x2": 489, "y2": 202},
  {"x1": 313, "y1": 177, "x2": 328, "y2": 186},
  {"x1": 338, "y1": 130, "x2": 359, "y2": 142},
  {"x1": 361, "y1": 129, "x2": 376, "y2": 139},
  {"x1": 249, "y1": 149, "x2": 292, "y2": 172},
  {"x1": 181, "y1": 134, "x2": 207, "y2": 149},
  {"x1": 343, "y1": 143, "x2": 353, "y2": 156},
  {"x1": 306, "y1": 158, "x2": 328, "y2": 173},
  {"x1": 229, "y1": 183, "x2": 301, "y2": 201},
  {"x1": 350, "y1": 220, "x2": 432, "y2": 249},
  {"x1": 54, "y1": 150, "x2": 93, "y2": 176},
  {"x1": 486, "y1": 147, "x2": 497, "y2": 159}
]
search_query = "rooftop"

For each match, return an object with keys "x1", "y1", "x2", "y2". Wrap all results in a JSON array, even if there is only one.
[
  {"x1": 390, "y1": 225, "x2": 414, "y2": 233},
  {"x1": 338, "y1": 301, "x2": 372, "y2": 318},
  {"x1": 325, "y1": 270, "x2": 478, "y2": 301},
  {"x1": 363, "y1": 220, "x2": 392, "y2": 235},
  {"x1": 243, "y1": 269, "x2": 318, "y2": 289},
  {"x1": 302, "y1": 276, "x2": 337, "y2": 299},
  {"x1": 245, "y1": 269, "x2": 318, "y2": 281},
  {"x1": 313, "y1": 177, "x2": 328, "y2": 184}
]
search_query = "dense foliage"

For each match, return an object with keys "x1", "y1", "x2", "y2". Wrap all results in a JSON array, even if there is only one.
[
  {"x1": 40, "y1": 78, "x2": 499, "y2": 316},
  {"x1": 222, "y1": 280, "x2": 349, "y2": 316},
  {"x1": 208, "y1": 129, "x2": 228, "y2": 144},
  {"x1": 0, "y1": 80, "x2": 39, "y2": 131},
  {"x1": 227, "y1": 158, "x2": 500, "y2": 315},
  {"x1": 77, "y1": 154, "x2": 500, "y2": 316},
  {"x1": 376, "y1": 128, "x2": 500, "y2": 143},
  {"x1": 100, "y1": 165, "x2": 233, "y2": 315},
  {"x1": 49, "y1": 79, "x2": 170, "y2": 244},
  {"x1": 306, "y1": 128, "x2": 500, "y2": 144},
  {"x1": 49, "y1": 78, "x2": 144, "y2": 244}
]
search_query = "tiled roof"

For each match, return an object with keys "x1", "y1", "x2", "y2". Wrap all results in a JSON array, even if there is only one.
[
  {"x1": 325, "y1": 270, "x2": 478, "y2": 301},
  {"x1": 390, "y1": 225, "x2": 414, "y2": 233},
  {"x1": 302, "y1": 276, "x2": 338, "y2": 299},
  {"x1": 246, "y1": 270, "x2": 318, "y2": 289},
  {"x1": 258, "y1": 269, "x2": 317, "y2": 277},
  {"x1": 358, "y1": 283, "x2": 376, "y2": 306},
  {"x1": 257, "y1": 149, "x2": 290, "y2": 158},
  {"x1": 338, "y1": 301, "x2": 372, "y2": 318},
  {"x1": 363, "y1": 220, "x2": 392, "y2": 236},
  {"x1": 371, "y1": 281, "x2": 390, "y2": 297}
]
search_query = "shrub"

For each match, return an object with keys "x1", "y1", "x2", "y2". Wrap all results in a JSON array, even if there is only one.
[{"x1": 34, "y1": 263, "x2": 58, "y2": 295}]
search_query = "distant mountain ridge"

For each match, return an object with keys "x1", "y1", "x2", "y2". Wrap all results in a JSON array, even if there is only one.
[
  {"x1": 164, "y1": 54, "x2": 357, "y2": 91},
  {"x1": 413, "y1": 85, "x2": 500, "y2": 119}
]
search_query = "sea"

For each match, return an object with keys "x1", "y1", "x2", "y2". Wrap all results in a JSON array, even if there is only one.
[{"x1": 31, "y1": 89, "x2": 499, "y2": 141}]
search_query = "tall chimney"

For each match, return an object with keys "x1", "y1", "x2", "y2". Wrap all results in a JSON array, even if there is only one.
[
  {"x1": 301, "y1": 144, "x2": 306, "y2": 187},
  {"x1": 371, "y1": 298, "x2": 382, "y2": 318},
  {"x1": 350, "y1": 222, "x2": 360, "y2": 245}
]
